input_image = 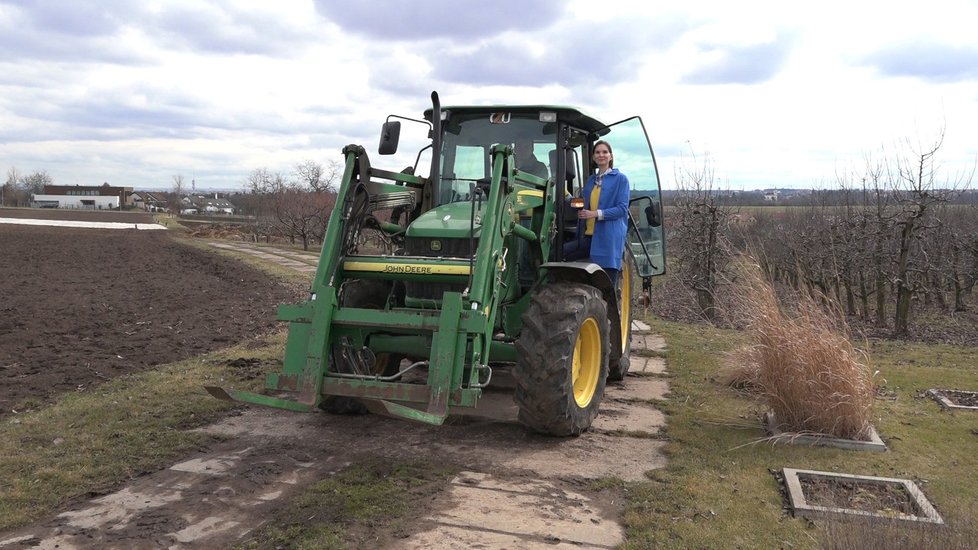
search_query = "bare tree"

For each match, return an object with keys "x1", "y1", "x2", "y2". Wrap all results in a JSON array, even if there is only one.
[
  {"x1": 21, "y1": 170, "x2": 53, "y2": 194},
  {"x1": 271, "y1": 183, "x2": 336, "y2": 250},
  {"x1": 242, "y1": 168, "x2": 288, "y2": 243},
  {"x1": 2, "y1": 167, "x2": 20, "y2": 206},
  {"x1": 889, "y1": 132, "x2": 963, "y2": 336},
  {"x1": 293, "y1": 159, "x2": 340, "y2": 193},
  {"x1": 670, "y1": 152, "x2": 734, "y2": 322},
  {"x1": 947, "y1": 204, "x2": 978, "y2": 311},
  {"x1": 169, "y1": 174, "x2": 186, "y2": 214},
  {"x1": 829, "y1": 159, "x2": 896, "y2": 325}
]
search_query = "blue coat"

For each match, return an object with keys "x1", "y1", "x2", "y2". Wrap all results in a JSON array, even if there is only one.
[{"x1": 578, "y1": 168, "x2": 630, "y2": 270}]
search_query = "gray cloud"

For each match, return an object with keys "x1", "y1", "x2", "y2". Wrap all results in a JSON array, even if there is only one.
[
  {"x1": 151, "y1": 3, "x2": 313, "y2": 56},
  {"x1": 367, "y1": 15, "x2": 692, "y2": 92},
  {"x1": 0, "y1": 1, "x2": 312, "y2": 62},
  {"x1": 862, "y1": 40, "x2": 978, "y2": 82},
  {"x1": 4, "y1": 0, "x2": 135, "y2": 37},
  {"x1": 3, "y1": 82, "x2": 235, "y2": 143},
  {"x1": 0, "y1": 1, "x2": 148, "y2": 64},
  {"x1": 682, "y1": 36, "x2": 794, "y2": 85},
  {"x1": 313, "y1": 0, "x2": 564, "y2": 40}
]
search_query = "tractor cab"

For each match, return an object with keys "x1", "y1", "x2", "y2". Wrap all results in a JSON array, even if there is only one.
[{"x1": 380, "y1": 104, "x2": 665, "y2": 282}]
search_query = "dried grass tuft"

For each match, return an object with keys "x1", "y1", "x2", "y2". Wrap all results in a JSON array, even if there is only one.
[
  {"x1": 730, "y1": 259, "x2": 875, "y2": 440},
  {"x1": 719, "y1": 347, "x2": 761, "y2": 391}
]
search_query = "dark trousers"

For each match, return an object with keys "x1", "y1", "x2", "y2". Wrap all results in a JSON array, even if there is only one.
[{"x1": 563, "y1": 234, "x2": 592, "y2": 261}]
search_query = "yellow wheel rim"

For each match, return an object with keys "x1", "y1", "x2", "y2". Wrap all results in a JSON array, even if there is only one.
[
  {"x1": 620, "y1": 260, "x2": 631, "y2": 351},
  {"x1": 572, "y1": 317, "x2": 602, "y2": 407}
]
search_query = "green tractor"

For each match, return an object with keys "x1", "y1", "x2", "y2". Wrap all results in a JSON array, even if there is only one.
[{"x1": 207, "y1": 92, "x2": 665, "y2": 436}]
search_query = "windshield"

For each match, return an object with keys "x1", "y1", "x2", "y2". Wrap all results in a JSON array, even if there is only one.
[{"x1": 436, "y1": 112, "x2": 556, "y2": 205}]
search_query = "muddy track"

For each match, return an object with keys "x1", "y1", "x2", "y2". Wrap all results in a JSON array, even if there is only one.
[{"x1": 1, "y1": 365, "x2": 669, "y2": 549}]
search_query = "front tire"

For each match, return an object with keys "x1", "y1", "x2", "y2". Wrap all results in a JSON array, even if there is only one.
[{"x1": 514, "y1": 283, "x2": 610, "y2": 436}]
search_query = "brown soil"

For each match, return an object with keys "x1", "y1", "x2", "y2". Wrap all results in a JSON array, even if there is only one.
[
  {"x1": 0, "y1": 212, "x2": 298, "y2": 415},
  {"x1": 941, "y1": 390, "x2": 978, "y2": 407},
  {"x1": 798, "y1": 475, "x2": 922, "y2": 517}
]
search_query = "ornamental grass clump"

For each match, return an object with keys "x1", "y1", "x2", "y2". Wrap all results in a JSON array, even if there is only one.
[{"x1": 732, "y1": 261, "x2": 875, "y2": 440}]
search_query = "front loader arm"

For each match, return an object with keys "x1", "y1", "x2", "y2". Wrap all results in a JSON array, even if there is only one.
[{"x1": 206, "y1": 145, "x2": 366, "y2": 410}]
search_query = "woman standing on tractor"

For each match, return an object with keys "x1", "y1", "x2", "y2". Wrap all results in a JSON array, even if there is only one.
[{"x1": 563, "y1": 140, "x2": 631, "y2": 287}]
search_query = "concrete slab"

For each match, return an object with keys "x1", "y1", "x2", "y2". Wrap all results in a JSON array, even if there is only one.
[
  {"x1": 608, "y1": 377, "x2": 670, "y2": 402},
  {"x1": 3, "y1": 442, "x2": 349, "y2": 548},
  {"x1": 494, "y1": 434, "x2": 668, "y2": 482},
  {"x1": 394, "y1": 472, "x2": 623, "y2": 549},
  {"x1": 56, "y1": 486, "x2": 185, "y2": 531},
  {"x1": 591, "y1": 400, "x2": 664, "y2": 434},
  {"x1": 632, "y1": 320, "x2": 651, "y2": 332},
  {"x1": 631, "y1": 333, "x2": 666, "y2": 353},
  {"x1": 630, "y1": 356, "x2": 667, "y2": 375},
  {"x1": 169, "y1": 447, "x2": 254, "y2": 475}
]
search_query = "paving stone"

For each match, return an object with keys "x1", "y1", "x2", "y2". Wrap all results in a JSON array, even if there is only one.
[
  {"x1": 591, "y1": 399, "x2": 664, "y2": 434},
  {"x1": 631, "y1": 356, "x2": 667, "y2": 375},
  {"x1": 631, "y1": 333, "x2": 666, "y2": 353},
  {"x1": 394, "y1": 472, "x2": 623, "y2": 549},
  {"x1": 608, "y1": 377, "x2": 670, "y2": 401}
]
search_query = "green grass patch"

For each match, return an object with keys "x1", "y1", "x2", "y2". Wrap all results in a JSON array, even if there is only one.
[
  {"x1": 238, "y1": 458, "x2": 458, "y2": 550},
  {"x1": 620, "y1": 317, "x2": 978, "y2": 549},
  {"x1": 179, "y1": 238, "x2": 314, "y2": 288},
  {"x1": 0, "y1": 332, "x2": 287, "y2": 531}
]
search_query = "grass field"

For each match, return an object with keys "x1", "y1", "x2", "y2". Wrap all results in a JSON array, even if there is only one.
[{"x1": 619, "y1": 317, "x2": 978, "y2": 549}]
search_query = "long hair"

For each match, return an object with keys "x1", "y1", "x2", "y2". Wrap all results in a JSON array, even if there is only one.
[{"x1": 594, "y1": 140, "x2": 614, "y2": 168}]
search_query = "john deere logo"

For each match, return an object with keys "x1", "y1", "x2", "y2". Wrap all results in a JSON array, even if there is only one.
[{"x1": 430, "y1": 240, "x2": 442, "y2": 252}]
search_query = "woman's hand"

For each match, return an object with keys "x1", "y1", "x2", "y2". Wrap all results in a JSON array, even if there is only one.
[{"x1": 578, "y1": 209, "x2": 598, "y2": 220}]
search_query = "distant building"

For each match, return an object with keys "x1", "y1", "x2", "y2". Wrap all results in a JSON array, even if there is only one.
[
  {"x1": 132, "y1": 191, "x2": 168, "y2": 212},
  {"x1": 187, "y1": 193, "x2": 236, "y2": 215},
  {"x1": 32, "y1": 183, "x2": 133, "y2": 210}
]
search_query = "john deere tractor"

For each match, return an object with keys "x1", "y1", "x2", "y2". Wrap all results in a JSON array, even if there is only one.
[{"x1": 207, "y1": 92, "x2": 665, "y2": 436}]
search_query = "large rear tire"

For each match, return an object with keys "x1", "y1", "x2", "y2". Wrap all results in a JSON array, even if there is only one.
[
  {"x1": 514, "y1": 282, "x2": 610, "y2": 436},
  {"x1": 608, "y1": 253, "x2": 636, "y2": 381},
  {"x1": 320, "y1": 279, "x2": 404, "y2": 415}
]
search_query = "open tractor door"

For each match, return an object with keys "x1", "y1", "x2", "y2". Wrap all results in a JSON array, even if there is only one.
[{"x1": 207, "y1": 92, "x2": 666, "y2": 436}]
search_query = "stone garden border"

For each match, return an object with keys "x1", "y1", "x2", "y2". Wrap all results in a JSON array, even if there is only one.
[
  {"x1": 763, "y1": 412, "x2": 887, "y2": 452},
  {"x1": 926, "y1": 389, "x2": 978, "y2": 411},
  {"x1": 782, "y1": 468, "x2": 944, "y2": 525}
]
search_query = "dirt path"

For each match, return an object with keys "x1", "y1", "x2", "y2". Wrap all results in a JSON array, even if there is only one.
[{"x1": 0, "y1": 239, "x2": 670, "y2": 549}]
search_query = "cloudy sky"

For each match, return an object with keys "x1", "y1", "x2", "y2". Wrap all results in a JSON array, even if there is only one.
[{"x1": 2, "y1": 0, "x2": 977, "y2": 191}]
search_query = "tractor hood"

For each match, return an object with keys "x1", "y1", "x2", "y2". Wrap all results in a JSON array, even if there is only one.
[{"x1": 405, "y1": 201, "x2": 483, "y2": 239}]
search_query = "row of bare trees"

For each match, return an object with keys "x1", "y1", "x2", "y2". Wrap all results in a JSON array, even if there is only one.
[
  {"x1": 2, "y1": 167, "x2": 54, "y2": 206},
  {"x1": 669, "y1": 134, "x2": 978, "y2": 337},
  {"x1": 227, "y1": 160, "x2": 342, "y2": 250}
]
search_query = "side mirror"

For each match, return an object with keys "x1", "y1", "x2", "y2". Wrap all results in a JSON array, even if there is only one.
[
  {"x1": 378, "y1": 121, "x2": 401, "y2": 155},
  {"x1": 645, "y1": 204, "x2": 661, "y2": 227},
  {"x1": 563, "y1": 150, "x2": 575, "y2": 181}
]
